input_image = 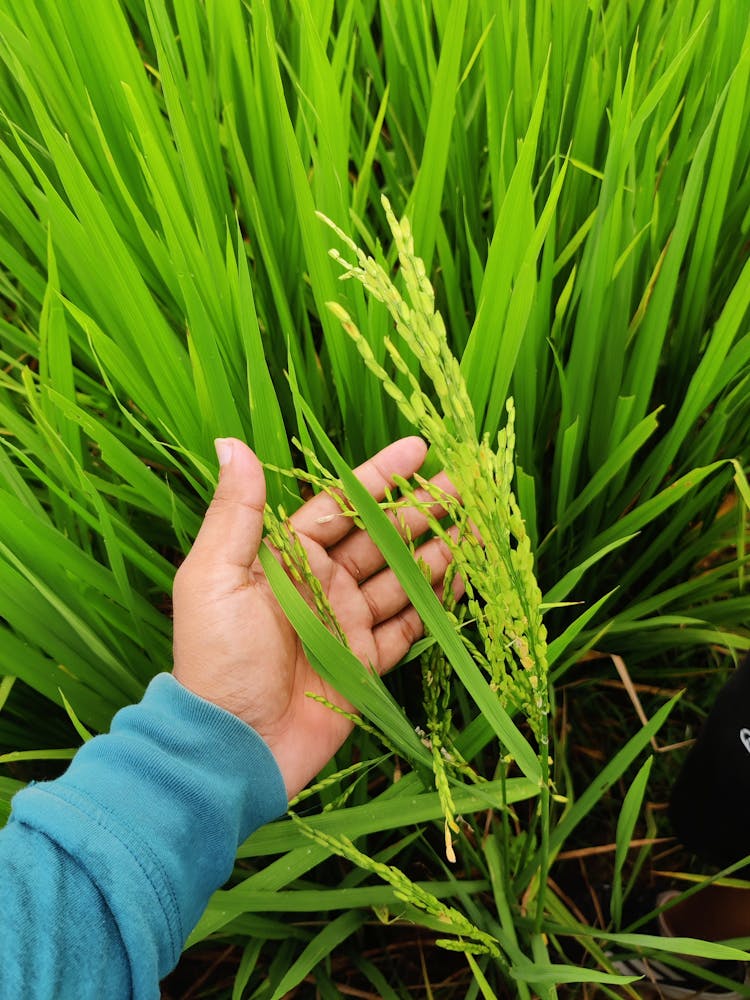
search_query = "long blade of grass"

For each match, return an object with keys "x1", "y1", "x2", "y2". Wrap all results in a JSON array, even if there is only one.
[
  {"x1": 519, "y1": 695, "x2": 679, "y2": 888},
  {"x1": 610, "y1": 756, "x2": 654, "y2": 928},
  {"x1": 269, "y1": 911, "x2": 366, "y2": 1000}
]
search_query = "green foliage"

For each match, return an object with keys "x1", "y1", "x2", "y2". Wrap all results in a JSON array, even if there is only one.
[{"x1": 0, "y1": 0, "x2": 749, "y2": 995}]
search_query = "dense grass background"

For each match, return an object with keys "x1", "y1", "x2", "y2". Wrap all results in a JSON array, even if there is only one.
[{"x1": 1, "y1": 0, "x2": 749, "y2": 995}]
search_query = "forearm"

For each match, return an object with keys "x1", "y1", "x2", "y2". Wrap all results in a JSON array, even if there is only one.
[
  {"x1": 0, "y1": 674, "x2": 287, "y2": 1000},
  {"x1": 0, "y1": 819, "x2": 133, "y2": 998}
]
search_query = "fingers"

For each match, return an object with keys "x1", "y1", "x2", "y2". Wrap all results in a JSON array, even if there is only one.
[
  {"x1": 187, "y1": 438, "x2": 266, "y2": 571},
  {"x1": 290, "y1": 436, "x2": 428, "y2": 547},
  {"x1": 373, "y1": 572, "x2": 466, "y2": 673},
  {"x1": 327, "y1": 470, "x2": 458, "y2": 582},
  {"x1": 358, "y1": 527, "x2": 459, "y2": 625}
]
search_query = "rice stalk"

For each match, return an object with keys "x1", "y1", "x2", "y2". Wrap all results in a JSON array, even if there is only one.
[
  {"x1": 321, "y1": 199, "x2": 550, "y2": 747},
  {"x1": 289, "y1": 811, "x2": 502, "y2": 958}
]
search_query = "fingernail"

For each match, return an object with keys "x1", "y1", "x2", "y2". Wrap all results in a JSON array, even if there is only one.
[{"x1": 214, "y1": 438, "x2": 233, "y2": 467}]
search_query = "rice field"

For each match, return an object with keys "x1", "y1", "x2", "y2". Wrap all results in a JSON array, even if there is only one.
[{"x1": 1, "y1": 1, "x2": 749, "y2": 995}]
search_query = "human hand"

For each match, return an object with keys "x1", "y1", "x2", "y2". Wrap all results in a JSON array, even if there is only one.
[{"x1": 172, "y1": 437, "x2": 461, "y2": 799}]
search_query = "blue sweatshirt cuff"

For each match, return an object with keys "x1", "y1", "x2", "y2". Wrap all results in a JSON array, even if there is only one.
[{"x1": 8, "y1": 674, "x2": 287, "y2": 990}]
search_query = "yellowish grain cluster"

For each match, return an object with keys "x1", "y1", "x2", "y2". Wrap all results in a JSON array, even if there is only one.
[
  {"x1": 290, "y1": 812, "x2": 500, "y2": 956},
  {"x1": 321, "y1": 198, "x2": 549, "y2": 746},
  {"x1": 263, "y1": 503, "x2": 350, "y2": 649}
]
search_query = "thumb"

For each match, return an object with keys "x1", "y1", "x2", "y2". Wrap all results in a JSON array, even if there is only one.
[{"x1": 189, "y1": 438, "x2": 266, "y2": 570}]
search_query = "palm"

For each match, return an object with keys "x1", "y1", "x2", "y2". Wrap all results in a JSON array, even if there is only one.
[{"x1": 243, "y1": 544, "x2": 379, "y2": 784}]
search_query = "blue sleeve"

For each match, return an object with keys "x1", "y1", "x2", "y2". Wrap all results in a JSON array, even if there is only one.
[{"x1": 0, "y1": 673, "x2": 288, "y2": 1000}]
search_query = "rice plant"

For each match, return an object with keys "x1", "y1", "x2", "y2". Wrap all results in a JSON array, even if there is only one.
[{"x1": 1, "y1": 0, "x2": 749, "y2": 995}]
